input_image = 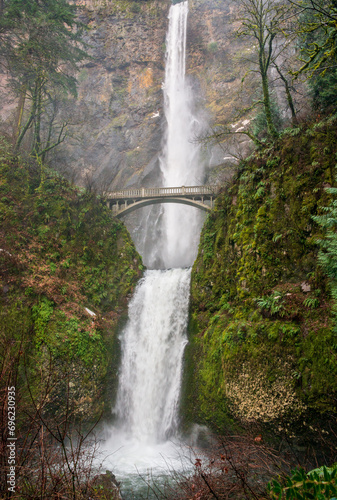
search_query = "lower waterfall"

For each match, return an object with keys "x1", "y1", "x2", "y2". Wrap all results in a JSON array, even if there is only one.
[
  {"x1": 102, "y1": 270, "x2": 195, "y2": 491},
  {"x1": 114, "y1": 268, "x2": 191, "y2": 444}
]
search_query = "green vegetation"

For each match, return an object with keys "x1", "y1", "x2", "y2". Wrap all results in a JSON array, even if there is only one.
[
  {"x1": 237, "y1": 0, "x2": 290, "y2": 138},
  {"x1": 188, "y1": 116, "x2": 337, "y2": 436},
  {"x1": 212, "y1": 0, "x2": 337, "y2": 146},
  {"x1": 0, "y1": 139, "x2": 144, "y2": 497},
  {"x1": 314, "y1": 188, "x2": 337, "y2": 327},
  {"x1": 0, "y1": 143, "x2": 143, "y2": 421},
  {"x1": 268, "y1": 465, "x2": 337, "y2": 499},
  {"x1": 295, "y1": 0, "x2": 337, "y2": 78},
  {"x1": 295, "y1": 0, "x2": 337, "y2": 114},
  {"x1": 0, "y1": 0, "x2": 88, "y2": 158}
]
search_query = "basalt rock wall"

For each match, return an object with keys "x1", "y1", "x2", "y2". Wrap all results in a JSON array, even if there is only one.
[
  {"x1": 51, "y1": 0, "x2": 171, "y2": 189},
  {"x1": 58, "y1": 0, "x2": 247, "y2": 190},
  {"x1": 1, "y1": 0, "x2": 291, "y2": 189}
]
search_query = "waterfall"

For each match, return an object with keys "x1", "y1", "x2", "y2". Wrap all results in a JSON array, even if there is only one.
[
  {"x1": 103, "y1": 1, "x2": 205, "y2": 485},
  {"x1": 135, "y1": 0, "x2": 205, "y2": 270},
  {"x1": 160, "y1": 1, "x2": 204, "y2": 269},
  {"x1": 114, "y1": 268, "x2": 191, "y2": 443}
]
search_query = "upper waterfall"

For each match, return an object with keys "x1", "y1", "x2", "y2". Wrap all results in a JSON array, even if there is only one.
[
  {"x1": 159, "y1": 0, "x2": 205, "y2": 268},
  {"x1": 132, "y1": 0, "x2": 206, "y2": 270}
]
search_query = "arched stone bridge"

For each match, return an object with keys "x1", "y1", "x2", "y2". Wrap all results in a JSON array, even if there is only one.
[{"x1": 106, "y1": 185, "x2": 217, "y2": 218}]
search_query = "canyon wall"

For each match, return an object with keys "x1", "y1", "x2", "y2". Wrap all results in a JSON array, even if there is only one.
[
  {"x1": 0, "y1": 0, "x2": 256, "y2": 189},
  {"x1": 52, "y1": 0, "x2": 171, "y2": 189},
  {"x1": 1, "y1": 0, "x2": 303, "y2": 190},
  {"x1": 59, "y1": 0, "x2": 248, "y2": 190}
]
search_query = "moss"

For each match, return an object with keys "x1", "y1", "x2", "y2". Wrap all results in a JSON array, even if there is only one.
[
  {"x1": 179, "y1": 313, "x2": 202, "y2": 430},
  {"x1": 189, "y1": 118, "x2": 337, "y2": 433},
  {"x1": 110, "y1": 113, "x2": 129, "y2": 129},
  {"x1": 0, "y1": 153, "x2": 143, "y2": 423},
  {"x1": 88, "y1": 0, "x2": 167, "y2": 21}
]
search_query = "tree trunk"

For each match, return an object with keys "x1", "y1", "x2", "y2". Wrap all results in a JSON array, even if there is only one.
[
  {"x1": 14, "y1": 85, "x2": 27, "y2": 145},
  {"x1": 261, "y1": 68, "x2": 278, "y2": 139},
  {"x1": 14, "y1": 102, "x2": 36, "y2": 152},
  {"x1": 258, "y1": 22, "x2": 278, "y2": 140},
  {"x1": 274, "y1": 64, "x2": 298, "y2": 126},
  {"x1": 41, "y1": 99, "x2": 57, "y2": 162},
  {"x1": 15, "y1": 78, "x2": 42, "y2": 152},
  {"x1": 32, "y1": 79, "x2": 43, "y2": 156}
]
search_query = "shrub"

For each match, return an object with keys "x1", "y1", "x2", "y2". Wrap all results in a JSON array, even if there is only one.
[{"x1": 268, "y1": 464, "x2": 337, "y2": 499}]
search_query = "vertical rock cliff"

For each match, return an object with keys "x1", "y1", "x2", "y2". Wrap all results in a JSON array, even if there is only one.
[
  {"x1": 0, "y1": 0, "x2": 302, "y2": 188},
  {"x1": 50, "y1": 0, "x2": 171, "y2": 189}
]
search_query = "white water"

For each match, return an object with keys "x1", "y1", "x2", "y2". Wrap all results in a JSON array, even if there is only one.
[
  {"x1": 159, "y1": 0, "x2": 204, "y2": 268},
  {"x1": 136, "y1": 0, "x2": 205, "y2": 270},
  {"x1": 114, "y1": 268, "x2": 191, "y2": 443},
  {"x1": 101, "y1": 2, "x2": 206, "y2": 492},
  {"x1": 102, "y1": 269, "x2": 194, "y2": 489}
]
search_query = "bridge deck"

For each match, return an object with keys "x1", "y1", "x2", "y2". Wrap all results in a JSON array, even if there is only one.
[{"x1": 106, "y1": 185, "x2": 215, "y2": 200}]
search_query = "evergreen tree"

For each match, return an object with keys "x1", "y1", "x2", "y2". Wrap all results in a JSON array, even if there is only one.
[
  {"x1": 310, "y1": 66, "x2": 337, "y2": 112},
  {"x1": 294, "y1": 1, "x2": 337, "y2": 113},
  {"x1": 293, "y1": 0, "x2": 337, "y2": 76},
  {"x1": 0, "y1": 0, "x2": 88, "y2": 157}
]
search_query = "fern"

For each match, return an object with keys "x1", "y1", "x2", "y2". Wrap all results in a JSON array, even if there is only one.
[
  {"x1": 303, "y1": 297, "x2": 319, "y2": 309},
  {"x1": 268, "y1": 464, "x2": 337, "y2": 499},
  {"x1": 313, "y1": 185, "x2": 337, "y2": 328},
  {"x1": 255, "y1": 292, "x2": 285, "y2": 316},
  {"x1": 272, "y1": 233, "x2": 283, "y2": 243}
]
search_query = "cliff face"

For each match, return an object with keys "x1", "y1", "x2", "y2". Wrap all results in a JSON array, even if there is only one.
[
  {"x1": 188, "y1": 0, "x2": 254, "y2": 127},
  {"x1": 0, "y1": 0, "x2": 304, "y2": 190},
  {"x1": 186, "y1": 117, "x2": 337, "y2": 434},
  {"x1": 0, "y1": 0, "x2": 255, "y2": 189},
  {"x1": 50, "y1": 0, "x2": 170, "y2": 189},
  {"x1": 58, "y1": 0, "x2": 256, "y2": 188},
  {"x1": 186, "y1": 0, "x2": 257, "y2": 183},
  {"x1": 55, "y1": 0, "x2": 238, "y2": 189}
]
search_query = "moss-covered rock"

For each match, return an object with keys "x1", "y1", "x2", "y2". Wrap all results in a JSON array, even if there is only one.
[
  {"x1": 0, "y1": 152, "x2": 143, "y2": 422},
  {"x1": 188, "y1": 117, "x2": 337, "y2": 434}
]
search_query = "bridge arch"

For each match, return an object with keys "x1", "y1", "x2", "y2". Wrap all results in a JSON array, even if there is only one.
[
  {"x1": 113, "y1": 197, "x2": 212, "y2": 218},
  {"x1": 106, "y1": 185, "x2": 217, "y2": 218}
]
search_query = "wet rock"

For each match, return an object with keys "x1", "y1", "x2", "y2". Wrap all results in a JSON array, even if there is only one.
[
  {"x1": 0, "y1": 0, "x2": 307, "y2": 190},
  {"x1": 49, "y1": 0, "x2": 171, "y2": 190},
  {"x1": 92, "y1": 470, "x2": 122, "y2": 499}
]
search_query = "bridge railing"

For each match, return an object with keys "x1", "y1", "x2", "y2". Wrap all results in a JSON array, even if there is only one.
[{"x1": 106, "y1": 185, "x2": 216, "y2": 199}]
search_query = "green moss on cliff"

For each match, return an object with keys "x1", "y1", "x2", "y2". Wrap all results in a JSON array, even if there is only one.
[
  {"x1": 189, "y1": 117, "x2": 337, "y2": 432},
  {"x1": 0, "y1": 149, "x2": 143, "y2": 421}
]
